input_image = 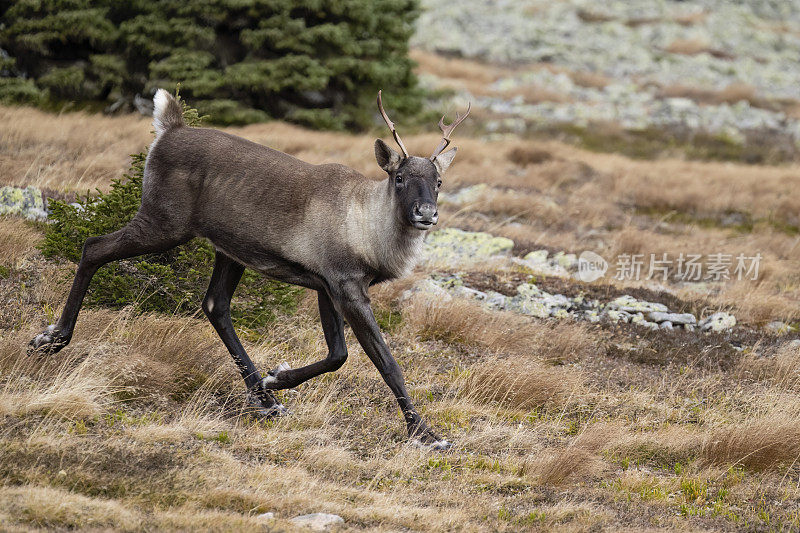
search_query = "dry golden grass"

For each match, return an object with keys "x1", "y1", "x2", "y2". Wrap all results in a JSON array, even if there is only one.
[
  {"x1": 523, "y1": 423, "x2": 616, "y2": 485},
  {"x1": 702, "y1": 410, "x2": 800, "y2": 471},
  {"x1": 400, "y1": 296, "x2": 598, "y2": 361},
  {"x1": 657, "y1": 82, "x2": 784, "y2": 111},
  {"x1": 412, "y1": 48, "x2": 601, "y2": 100},
  {"x1": 664, "y1": 37, "x2": 713, "y2": 56},
  {"x1": 568, "y1": 69, "x2": 611, "y2": 89},
  {"x1": 462, "y1": 355, "x2": 582, "y2": 411},
  {"x1": 0, "y1": 105, "x2": 151, "y2": 191},
  {"x1": 0, "y1": 217, "x2": 41, "y2": 268},
  {"x1": 1, "y1": 66, "x2": 800, "y2": 529},
  {"x1": 674, "y1": 11, "x2": 709, "y2": 26}
]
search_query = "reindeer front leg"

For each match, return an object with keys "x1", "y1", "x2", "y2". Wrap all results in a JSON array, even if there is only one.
[{"x1": 333, "y1": 281, "x2": 451, "y2": 451}]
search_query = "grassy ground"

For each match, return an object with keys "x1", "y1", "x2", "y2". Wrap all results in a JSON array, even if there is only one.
[{"x1": 2, "y1": 68, "x2": 800, "y2": 530}]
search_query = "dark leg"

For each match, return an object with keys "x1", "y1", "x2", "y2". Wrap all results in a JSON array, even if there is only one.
[
  {"x1": 30, "y1": 217, "x2": 188, "y2": 352},
  {"x1": 202, "y1": 251, "x2": 286, "y2": 417},
  {"x1": 262, "y1": 290, "x2": 347, "y2": 390},
  {"x1": 333, "y1": 282, "x2": 451, "y2": 450}
]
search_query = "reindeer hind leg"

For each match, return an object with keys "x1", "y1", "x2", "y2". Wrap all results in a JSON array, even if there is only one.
[
  {"x1": 202, "y1": 251, "x2": 288, "y2": 418},
  {"x1": 30, "y1": 215, "x2": 190, "y2": 353}
]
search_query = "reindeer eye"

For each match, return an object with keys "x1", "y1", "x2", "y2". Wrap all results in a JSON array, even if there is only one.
[
  {"x1": 437, "y1": 179, "x2": 442, "y2": 188},
  {"x1": 395, "y1": 174, "x2": 403, "y2": 185}
]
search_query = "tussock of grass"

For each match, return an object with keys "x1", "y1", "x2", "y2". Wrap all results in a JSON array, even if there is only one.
[
  {"x1": 0, "y1": 485, "x2": 140, "y2": 531},
  {"x1": 522, "y1": 424, "x2": 616, "y2": 485},
  {"x1": 401, "y1": 296, "x2": 598, "y2": 361},
  {"x1": 0, "y1": 218, "x2": 41, "y2": 269},
  {"x1": 702, "y1": 411, "x2": 800, "y2": 471},
  {"x1": 461, "y1": 356, "x2": 582, "y2": 411}
]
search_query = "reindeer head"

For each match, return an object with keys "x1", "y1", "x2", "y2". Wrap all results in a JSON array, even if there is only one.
[{"x1": 374, "y1": 91, "x2": 470, "y2": 231}]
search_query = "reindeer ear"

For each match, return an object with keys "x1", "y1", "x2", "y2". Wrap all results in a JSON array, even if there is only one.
[
  {"x1": 375, "y1": 139, "x2": 402, "y2": 173},
  {"x1": 433, "y1": 147, "x2": 457, "y2": 175}
]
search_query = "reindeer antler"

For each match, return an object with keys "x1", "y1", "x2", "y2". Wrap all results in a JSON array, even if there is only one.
[
  {"x1": 377, "y1": 90, "x2": 409, "y2": 159},
  {"x1": 430, "y1": 102, "x2": 471, "y2": 160}
]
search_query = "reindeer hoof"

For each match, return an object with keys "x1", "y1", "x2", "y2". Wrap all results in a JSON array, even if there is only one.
[
  {"x1": 28, "y1": 325, "x2": 70, "y2": 354},
  {"x1": 245, "y1": 391, "x2": 290, "y2": 420},
  {"x1": 411, "y1": 437, "x2": 453, "y2": 452},
  {"x1": 409, "y1": 424, "x2": 453, "y2": 452},
  {"x1": 261, "y1": 361, "x2": 292, "y2": 390}
]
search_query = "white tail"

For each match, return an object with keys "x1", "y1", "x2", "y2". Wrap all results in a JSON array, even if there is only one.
[{"x1": 152, "y1": 89, "x2": 184, "y2": 135}]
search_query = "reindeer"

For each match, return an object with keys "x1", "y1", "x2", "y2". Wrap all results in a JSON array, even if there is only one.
[{"x1": 30, "y1": 89, "x2": 469, "y2": 450}]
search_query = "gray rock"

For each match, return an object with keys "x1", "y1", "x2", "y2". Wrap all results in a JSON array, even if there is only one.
[
  {"x1": 552, "y1": 251, "x2": 578, "y2": 270},
  {"x1": 584, "y1": 309, "x2": 601, "y2": 322},
  {"x1": 484, "y1": 291, "x2": 508, "y2": 309},
  {"x1": 605, "y1": 309, "x2": 632, "y2": 323},
  {"x1": 438, "y1": 184, "x2": 491, "y2": 206},
  {"x1": 452, "y1": 286, "x2": 488, "y2": 300},
  {"x1": 766, "y1": 321, "x2": 795, "y2": 335},
  {"x1": 608, "y1": 295, "x2": 668, "y2": 314},
  {"x1": 630, "y1": 312, "x2": 659, "y2": 330},
  {"x1": 423, "y1": 228, "x2": 514, "y2": 266},
  {"x1": 256, "y1": 512, "x2": 275, "y2": 522},
  {"x1": 648, "y1": 312, "x2": 697, "y2": 325},
  {"x1": 412, "y1": 0, "x2": 800, "y2": 142},
  {"x1": 507, "y1": 283, "x2": 571, "y2": 318},
  {"x1": 660, "y1": 321, "x2": 673, "y2": 330},
  {"x1": 0, "y1": 185, "x2": 47, "y2": 220},
  {"x1": 699, "y1": 312, "x2": 737, "y2": 332},
  {"x1": 400, "y1": 279, "x2": 452, "y2": 304},
  {"x1": 523, "y1": 250, "x2": 549, "y2": 264},
  {"x1": 515, "y1": 256, "x2": 570, "y2": 277},
  {"x1": 290, "y1": 513, "x2": 344, "y2": 531}
]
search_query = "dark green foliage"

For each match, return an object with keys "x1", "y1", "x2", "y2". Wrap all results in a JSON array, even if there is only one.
[
  {"x1": 40, "y1": 96, "x2": 303, "y2": 329},
  {"x1": 0, "y1": 0, "x2": 423, "y2": 129}
]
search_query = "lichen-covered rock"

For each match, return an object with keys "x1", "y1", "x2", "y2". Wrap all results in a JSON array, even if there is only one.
[
  {"x1": 290, "y1": 513, "x2": 344, "y2": 531},
  {"x1": 517, "y1": 249, "x2": 578, "y2": 277},
  {"x1": 524, "y1": 250, "x2": 549, "y2": 264},
  {"x1": 413, "y1": 0, "x2": 800, "y2": 142},
  {"x1": 514, "y1": 256, "x2": 570, "y2": 277},
  {"x1": 630, "y1": 312, "x2": 659, "y2": 330},
  {"x1": 452, "y1": 285, "x2": 488, "y2": 300},
  {"x1": 648, "y1": 312, "x2": 697, "y2": 325},
  {"x1": 584, "y1": 309, "x2": 601, "y2": 323},
  {"x1": 438, "y1": 184, "x2": 491, "y2": 206},
  {"x1": 508, "y1": 282, "x2": 574, "y2": 318},
  {"x1": 483, "y1": 291, "x2": 508, "y2": 309},
  {"x1": 699, "y1": 312, "x2": 737, "y2": 332},
  {"x1": 400, "y1": 279, "x2": 452, "y2": 304},
  {"x1": 766, "y1": 321, "x2": 795, "y2": 335},
  {"x1": 552, "y1": 251, "x2": 578, "y2": 270},
  {"x1": 608, "y1": 295, "x2": 668, "y2": 314},
  {"x1": 605, "y1": 309, "x2": 631, "y2": 323},
  {"x1": 423, "y1": 228, "x2": 514, "y2": 265},
  {"x1": 0, "y1": 186, "x2": 47, "y2": 220}
]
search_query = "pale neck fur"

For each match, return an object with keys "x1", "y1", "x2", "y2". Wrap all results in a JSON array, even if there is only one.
[{"x1": 345, "y1": 178, "x2": 425, "y2": 279}]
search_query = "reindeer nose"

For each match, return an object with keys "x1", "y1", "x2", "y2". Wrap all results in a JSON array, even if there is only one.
[{"x1": 412, "y1": 202, "x2": 438, "y2": 227}]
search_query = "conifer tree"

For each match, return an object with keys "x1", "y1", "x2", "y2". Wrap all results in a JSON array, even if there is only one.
[{"x1": 0, "y1": 0, "x2": 422, "y2": 129}]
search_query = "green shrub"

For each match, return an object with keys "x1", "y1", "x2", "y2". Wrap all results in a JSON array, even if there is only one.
[
  {"x1": 0, "y1": 0, "x2": 423, "y2": 129},
  {"x1": 40, "y1": 94, "x2": 303, "y2": 330}
]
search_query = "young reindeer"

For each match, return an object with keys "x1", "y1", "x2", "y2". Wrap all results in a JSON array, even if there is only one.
[{"x1": 30, "y1": 89, "x2": 469, "y2": 450}]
